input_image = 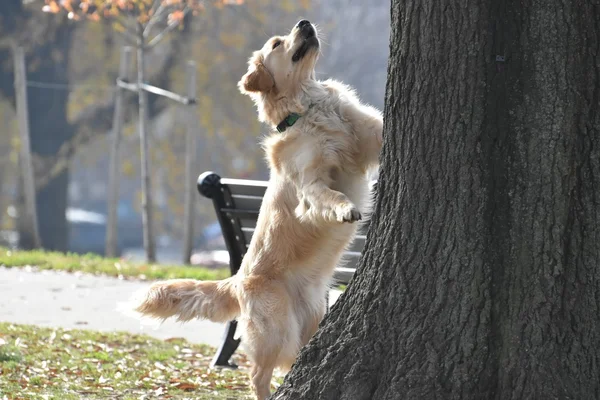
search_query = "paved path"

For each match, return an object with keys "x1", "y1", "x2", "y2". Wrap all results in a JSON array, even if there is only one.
[{"x1": 0, "y1": 267, "x2": 342, "y2": 347}]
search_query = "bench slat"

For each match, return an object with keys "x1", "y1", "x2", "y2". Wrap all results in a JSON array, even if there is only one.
[
  {"x1": 349, "y1": 237, "x2": 366, "y2": 253},
  {"x1": 237, "y1": 217, "x2": 257, "y2": 229},
  {"x1": 333, "y1": 267, "x2": 357, "y2": 284},
  {"x1": 229, "y1": 195, "x2": 263, "y2": 212},
  {"x1": 221, "y1": 178, "x2": 268, "y2": 197}
]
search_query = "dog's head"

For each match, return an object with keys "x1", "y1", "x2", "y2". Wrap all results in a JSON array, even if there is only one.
[{"x1": 238, "y1": 20, "x2": 320, "y2": 98}]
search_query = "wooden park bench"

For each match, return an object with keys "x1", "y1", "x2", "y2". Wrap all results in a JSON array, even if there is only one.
[{"x1": 197, "y1": 171, "x2": 371, "y2": 368}]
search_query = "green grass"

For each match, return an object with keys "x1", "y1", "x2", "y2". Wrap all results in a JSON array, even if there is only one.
[
  {"x1": 0, "y1": 247, "x2": 230, "y2": 282},
  {"x1": 0, "y1": 323, "x2": 264, "y2": 399}
]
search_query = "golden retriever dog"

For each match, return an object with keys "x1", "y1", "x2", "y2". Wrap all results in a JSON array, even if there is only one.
[{"x1": 129, "y1": 20, "x2": 383, "y2": 400}]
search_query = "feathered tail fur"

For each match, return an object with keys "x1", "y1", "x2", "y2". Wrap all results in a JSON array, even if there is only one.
[{"x1": 131, "y1": 277, "x2": 240, "y2": 323}]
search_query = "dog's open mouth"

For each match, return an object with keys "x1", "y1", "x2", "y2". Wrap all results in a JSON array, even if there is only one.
[{"x1": 292, "y1": 26, "x2": 319, "y2": 62}]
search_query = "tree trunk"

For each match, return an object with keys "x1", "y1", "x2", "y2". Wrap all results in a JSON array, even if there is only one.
[
  {"x1": 106, "y1": 46, "x2": 132, "y2": 258},
  {"x1": 13, "y1": 46, "x2": 41, "y2": 249},
  {"x1": 22, "y1": 20, "x2": 74, "y2": 252},
  {"x1": 272, "y1": 1, "x2": 600, "y2": 399},
  {"x1": 137, "y1": 24, "x2": 156, "y2": 263},
  {"x1": 182, "y1": 61, "x2": 197, "y2": 264},
  {"x1": 0, "y1": 3, "x2": 74, "y2": 251}
]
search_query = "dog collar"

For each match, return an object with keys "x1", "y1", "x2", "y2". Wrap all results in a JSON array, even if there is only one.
[
  {"x1": 275, "y1": 104, "x2": 314, "y2": 133},
  {"x1": 276, "y1": 113, "x2": 301, "y2": 133}
]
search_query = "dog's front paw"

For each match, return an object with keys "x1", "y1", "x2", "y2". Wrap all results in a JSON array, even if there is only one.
[{"x1": 334, "y1": 202, "x2": 362, "y2": 223}]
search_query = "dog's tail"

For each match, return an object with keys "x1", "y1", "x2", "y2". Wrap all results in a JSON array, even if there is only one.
[{"x1": 130, "y1": 277, "x2": 240, "y2": 323}]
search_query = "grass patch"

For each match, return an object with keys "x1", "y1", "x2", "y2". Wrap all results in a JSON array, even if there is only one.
[
  {"x1": 0, "y1": 323, "x2": 263, "y2": 399},
  {"x1": 0, "y1": 247, "x2": 230, "y2": 282},
  {"x1": 0, "y1": 344, "x2": 22, "y2": 363}
]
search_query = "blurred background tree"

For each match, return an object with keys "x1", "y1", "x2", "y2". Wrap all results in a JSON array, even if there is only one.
[
  {"x1": 42, "y1": 0, "x2": 256, "y2": 262},
  {"x1": 0, "y1": 0, "x2": 76, "y2": 250}
]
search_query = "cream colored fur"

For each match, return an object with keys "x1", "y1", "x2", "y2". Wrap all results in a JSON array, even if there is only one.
[{"x1": 129, "y1": 21, "x2": 383, "y2": 400}]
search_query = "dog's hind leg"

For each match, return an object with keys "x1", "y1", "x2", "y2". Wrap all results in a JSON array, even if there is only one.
[
  {"x1": 238, "y1": 280, "x2": 294, "y2": 400},
  {"x1": 250, "y1": 363, "x2": 276, "y2": 400},
  {"x1": 242, "y1": 318, "x2": 283, "y2": 400}
]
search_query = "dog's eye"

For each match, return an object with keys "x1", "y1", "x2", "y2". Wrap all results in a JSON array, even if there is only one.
[{"x1": 272, "y1": 40, "x2": 282, "y2": 50}]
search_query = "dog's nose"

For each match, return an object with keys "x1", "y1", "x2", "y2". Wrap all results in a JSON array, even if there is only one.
[{"x1": 296, "y1": 20, "x2": 311, "y2": 29}]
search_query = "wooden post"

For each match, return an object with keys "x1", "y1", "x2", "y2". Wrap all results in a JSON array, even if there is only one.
[
  {"x1": 105, "y1": 46, "x2": 132, "y2": 257},
  {"x1": 182, "y1": 61, "x2": 197, "y2": 264},
  {"x1": 137, "y1": 25, "x2": 156, "y2": 263},
  {"x1": 13, "y1": 46, "x2": 41, "y2": 249}
]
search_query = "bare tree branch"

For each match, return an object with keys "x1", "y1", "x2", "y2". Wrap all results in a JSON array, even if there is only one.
[
  {"x1": 146, "y1": 7, "x2": 190, "y2": 49},
  {"x1": 143, "y1": 2, "x2": 167, "y2": 37}
]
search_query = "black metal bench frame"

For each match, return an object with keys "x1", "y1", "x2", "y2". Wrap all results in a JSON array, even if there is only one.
[{"x1": 197, "y1": 171, "x2": 366, "y2": 368}]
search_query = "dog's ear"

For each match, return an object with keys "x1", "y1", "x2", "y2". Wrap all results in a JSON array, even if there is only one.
[{"x1": 238, "y1": 63, "x2": 275, "y2": 94}]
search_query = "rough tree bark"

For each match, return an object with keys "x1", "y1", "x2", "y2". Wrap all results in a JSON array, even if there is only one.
[{"x1": 272, "y1": 0, "x2": 600, "y2": 399}]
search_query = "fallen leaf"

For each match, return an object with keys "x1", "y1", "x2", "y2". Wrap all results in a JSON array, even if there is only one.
[{"x1": 177, "y1": 382, "x2": 198, "y2": 391}]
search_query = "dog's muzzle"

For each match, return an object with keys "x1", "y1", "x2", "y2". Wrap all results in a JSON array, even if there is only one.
[{"x1": 292, "y1": 20, "x2": 319, "y2": 62}]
